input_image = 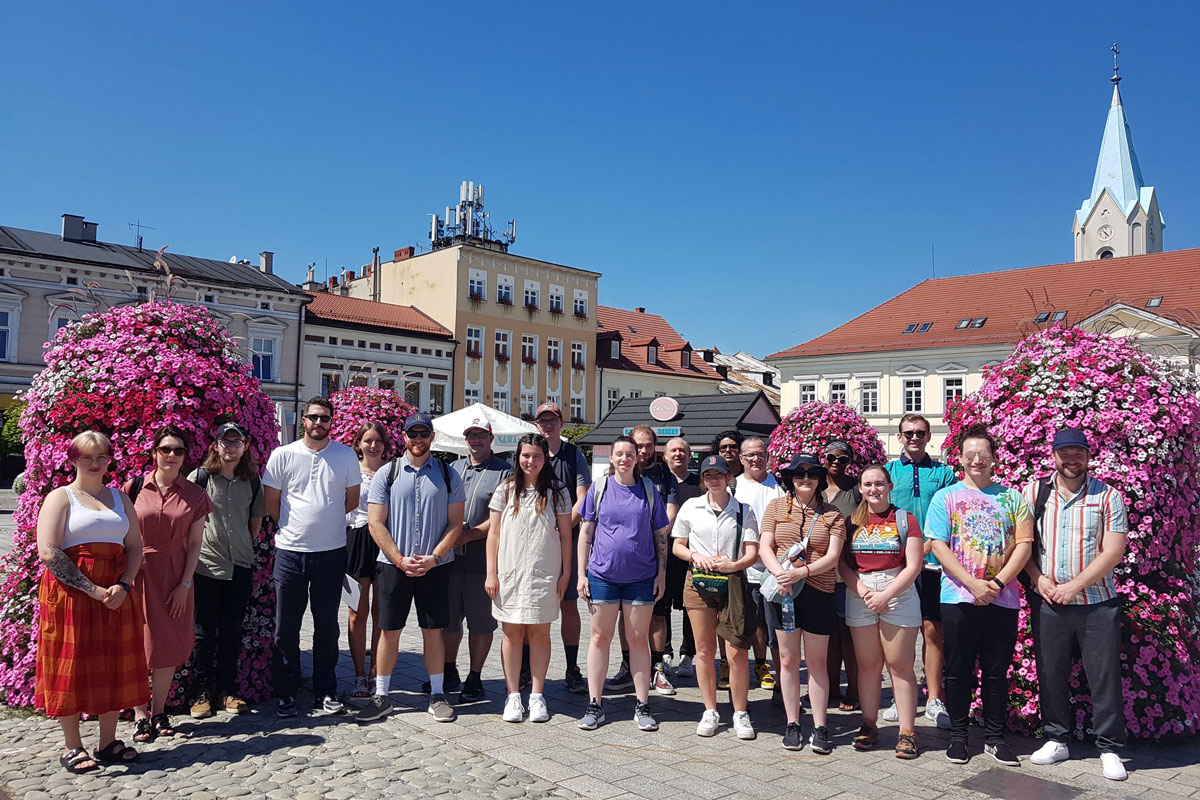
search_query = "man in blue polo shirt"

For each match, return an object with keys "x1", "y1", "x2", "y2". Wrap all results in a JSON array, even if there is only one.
[
  {"x1": 883, "y1": 413, "x2": 957, "y2": 728},
  {"x1": 357, "y1": 412, "x2": 465, "y2": 724}
]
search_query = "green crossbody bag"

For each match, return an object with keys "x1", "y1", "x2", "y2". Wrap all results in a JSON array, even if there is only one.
[{"x1": 691, "y1": 505, "x2": 743, "y2": 596}]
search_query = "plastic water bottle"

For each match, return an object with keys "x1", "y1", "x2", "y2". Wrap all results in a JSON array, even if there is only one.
[{"x1": 781, "y1": 594, "x2": 795, "y2": 633}]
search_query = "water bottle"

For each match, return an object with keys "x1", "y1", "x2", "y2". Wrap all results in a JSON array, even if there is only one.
[{"x1": 779, "y1": 542, "x2": 804, "y2": 633}]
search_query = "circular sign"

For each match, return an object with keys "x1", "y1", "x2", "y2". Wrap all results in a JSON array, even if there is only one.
[{"x1": 649, "y1": 396, "x2": 679, "y2": 422}]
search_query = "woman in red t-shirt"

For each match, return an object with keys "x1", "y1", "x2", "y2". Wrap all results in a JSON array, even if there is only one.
[{"x1": 838, "y1": 465, "x2": 925, "y2": 759}]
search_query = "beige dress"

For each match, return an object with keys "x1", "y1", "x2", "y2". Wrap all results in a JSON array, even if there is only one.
[{"x1": 488, "y1": 483, "x2": 572, "y2": 624}]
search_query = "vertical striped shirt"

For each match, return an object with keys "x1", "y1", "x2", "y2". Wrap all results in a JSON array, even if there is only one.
[{"x1": 1022, "y1": 474, "x2": 1128, "y2": 605}]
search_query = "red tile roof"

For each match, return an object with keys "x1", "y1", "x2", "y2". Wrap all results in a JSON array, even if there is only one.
[
  {"x1": 305, "y1": 292, "x2": 453, "y2": 338},
  {"x1": 597, "y1": 305, "x2": 723, "y2": 381},
  {"x1": 766, "y1": 248, "x2": 1200, "y2": 359}
]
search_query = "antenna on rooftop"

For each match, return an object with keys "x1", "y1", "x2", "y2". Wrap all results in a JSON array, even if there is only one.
[
  {"x1": 128, "y1": 219, "x2": 156, "y2": 251},
  {"x1": 428, "y1": 180, "x2": 516, "y2": 253}
]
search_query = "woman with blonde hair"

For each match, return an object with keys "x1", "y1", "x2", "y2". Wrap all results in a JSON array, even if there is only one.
[{"x1": 36, "y1": 431, "x2": 148, "y2": 771}]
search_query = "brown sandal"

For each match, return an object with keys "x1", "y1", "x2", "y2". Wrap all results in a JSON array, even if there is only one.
[
  {"x1": 852, "y1": 723, "x2": 879, "y2": 751},
  {"x1": 895, "y1": 730, "x2": 919, "y2": 760}
]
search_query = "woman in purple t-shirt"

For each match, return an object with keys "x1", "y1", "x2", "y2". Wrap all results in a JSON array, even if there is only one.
[{"x1": 577, "y1": 436, "x2": 671, "y2": 733}]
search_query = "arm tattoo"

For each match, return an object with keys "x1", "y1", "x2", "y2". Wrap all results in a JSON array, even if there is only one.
[
  {"x1": 654, "y1": 528, "x2": 669, "y2": 572},
  {"x1": 46, "y1": 547, "x2": 98, "y2": 596}
]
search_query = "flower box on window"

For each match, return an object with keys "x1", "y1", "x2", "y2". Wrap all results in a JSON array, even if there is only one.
[
  {"x1": 525, "y1": 302, "x2": 538, "y2": 312},
  {"x1": 547, "y1": 359, "x2": 562, "y2": 370},
  {"x1": 495, "y1": 352, "x2": 511, "y2": 363},
  {"x1": 548, "y1": 305, "x2": 563, "y2": 316},
  {"x1": 572, "y1": 359, "x2": 586, "y2": 370},
  {"x1": 466, "y1": 347, "x2": 482, "y2": 359},
  {"x1": 573, "y1": 309, "x2": 587, "y2": 319},
  {"x1": 468, "y1": 291, "x2": 484, "y2": 302},
  {"x1": 522, "y1": 356, "x2": 537, "y2": 366},
  {"x1": 497, "y1": 296, "x2": 514, "y2": 307}
]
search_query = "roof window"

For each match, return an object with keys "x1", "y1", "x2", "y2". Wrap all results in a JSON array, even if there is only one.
[
  {"x1": 1034, "y1": 312, "x2": 1051, "y2": 323},
  {"x1": 903, "y1": 324, "x2": 918, "y2": 335},
  {"x1": 970, "y1": 317, "x2": 987, "y2": 329},
  {"x1": 1052, "y1": 311, "x2": 1067, "y2": 322},
  {"x1": 956, "y1": 318, "x2": 971, "y2": 330},
  {"x1": 917, "y1": 322, "x2": 932, "y2": 333},
  {"x1": 1147, "y1": 296, "x2": 1163, "y2": 309}
]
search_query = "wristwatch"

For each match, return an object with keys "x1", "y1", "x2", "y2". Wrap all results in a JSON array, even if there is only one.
[
  {"x1": 117, "y1": 580, "x2": 132, "y2": 594},
  {"x1": 431, "y1": 553, "x2": 445, "y2": 566}
]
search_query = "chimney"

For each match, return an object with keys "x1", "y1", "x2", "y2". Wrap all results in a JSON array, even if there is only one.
[
  {"x1": 61, "y1": 214, "x2": 85, "y2": 242},
  {"x1": 328, "y1": 276, "x2": 339, "y2": 290},
  {"x1": 393, "y1": 246, "x2": 415, "y2": 262},
  {"x1": 715, "y1": 364, "x2": 729, "y2": 379},
  {"x1": 259, "y1": 251, "x2": 274, "y2": 274},
  {"x1": 345, "y1": 270, "x2": 356, "y2": 282},
  {"x1": 635, "y1": 307, "x2": 645, "y2": 313},
  {"x1": 81, "y1": 221, "x2": 98, "y2": 242}
]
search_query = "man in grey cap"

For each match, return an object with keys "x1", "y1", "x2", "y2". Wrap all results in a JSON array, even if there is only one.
[{"x1": 1024, "y1": 428, "x2": 1130, "y2": 781}]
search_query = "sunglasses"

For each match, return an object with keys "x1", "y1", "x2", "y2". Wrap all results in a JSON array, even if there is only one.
[
  {"x1": 304, "y1": 414, "x2": 332, "y2": 423},
  {"x1": 791, "y1": 467, "x2": 825, "y2": 480},
  {"x1": 901, "y1": 430, "x2": 929, "y2": 440},
  {"x1": 156, "y1": 446, "x2": 186, "y2": 457},
  {"x1": 825, "y1": 454, "x2": 851, "y2": 465},
  {"x1": 407, "y1": 429, "x2": 433, "y2": 439}
]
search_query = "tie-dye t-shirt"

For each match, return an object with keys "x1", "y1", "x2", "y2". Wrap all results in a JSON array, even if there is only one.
[{"x1": 924, "y1": 483, "x2": 1033, "y2": 609}]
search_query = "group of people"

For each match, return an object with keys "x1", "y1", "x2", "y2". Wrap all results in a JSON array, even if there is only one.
[{"x1": 33, "y1": 398, "x2": 1130, "y2": 782}]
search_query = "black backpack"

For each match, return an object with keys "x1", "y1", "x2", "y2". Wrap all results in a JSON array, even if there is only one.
[
  {"x1": 1017, "y1": 478, "x2": 1054, "y2": 589},
  {"x1": 129, "y1": 472, "x2": 262, "y2": 508},
  {"x1": 385, "y1": 455, "x2": 452, "y2": 493}
]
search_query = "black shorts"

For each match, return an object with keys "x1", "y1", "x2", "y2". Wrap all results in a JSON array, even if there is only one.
[
  {"x1": 767, "y1": 583, "x2": 836, "y2": 637},
  {"x1": 918, "y1": 569, "x2": 942, "y2": 623},
  {"x1": 345, "y1": 524, "x2": 380, "y2": 581},
  {"x1": 653, "y1": 553, "x2": 688, "y2": 616},
  {"x1": 377, "y1": 562, "x2": 450, "y2": 631}
]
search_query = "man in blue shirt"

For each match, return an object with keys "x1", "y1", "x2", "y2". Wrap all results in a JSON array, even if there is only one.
[
  {"x1": 357, "y1": 413, "x2": 466, "y2": 724},
  {"x1": 883, "y1": 413, "x2": 957, "y2": 729}
]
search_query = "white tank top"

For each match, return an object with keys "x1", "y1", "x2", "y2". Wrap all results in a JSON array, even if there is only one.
[{"x1": 64, "y1": 487, "x2": 129, "y2": 549}]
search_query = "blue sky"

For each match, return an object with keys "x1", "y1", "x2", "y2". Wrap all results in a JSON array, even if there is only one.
[{"x1": 3, "y1": 2, "x2": 1198, "y2": 357}]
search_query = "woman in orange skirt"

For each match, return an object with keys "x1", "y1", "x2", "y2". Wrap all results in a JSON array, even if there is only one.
[
  {"x1": 36, "y1": 431, "x2": 149, "y2": 772},
  {"x1": 125, "y1": 425, "x2": 212, "y2": 743}
]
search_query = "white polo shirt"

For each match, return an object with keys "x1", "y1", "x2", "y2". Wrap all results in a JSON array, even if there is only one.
[
  {"x1": 263, "y1": 439, "x2": 361, "y2": 553},
  {"x1": 673, "y1": 494, "x2": 759, "y2": 561}
]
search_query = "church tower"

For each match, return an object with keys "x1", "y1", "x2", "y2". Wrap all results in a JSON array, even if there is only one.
[{"x1": 1072, "y1": 46, "x2": 1164, "y2": 261}]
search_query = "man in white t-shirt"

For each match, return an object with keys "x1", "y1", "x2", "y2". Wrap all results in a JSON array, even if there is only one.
[
  {"x1": 733, "y1": 436, "x2": 785, "y2": 693},
  {"x1": 263, "y1": 397, "x2": 361, "y2": 719}
]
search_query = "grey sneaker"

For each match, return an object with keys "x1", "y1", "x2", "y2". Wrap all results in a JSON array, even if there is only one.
[
  {"x1": 925, "y1": 697, "x2": 951, "y2": 729},
  {"x1": 429, "y1": 693, "x2": 455, "y2": 722},
  {"x1": 578, "y1": 699, "x2": 605, "y2": 730},
  {"x1": 882, "y1": 700, "x2": 899, "y2": 722},
  {"x1": 633, "y1": 701, "x2": 658, "y2": 731},
  {"x1": 355, "y1": 694, "x2": 392, "y2": 723}
]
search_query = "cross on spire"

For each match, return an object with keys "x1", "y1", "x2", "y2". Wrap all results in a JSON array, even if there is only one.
[{"x1": 1111, "y1": 42, "x2": 1121, "y2": 85}]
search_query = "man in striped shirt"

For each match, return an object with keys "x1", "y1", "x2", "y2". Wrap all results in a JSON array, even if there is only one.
[{"x1": 1023, "y1": 427, "x2": 1129, "y2": 782}]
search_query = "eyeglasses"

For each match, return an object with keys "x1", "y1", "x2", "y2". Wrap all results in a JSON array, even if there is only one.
[
  {"x1": 156, "y1": 446, "x2": 186, "y2": 457},
  {"x1": 741, "y1": 451, "x2": 766, "y2": 460},
  {"x1": 963, "y1": 453, "x2": 993, "y2": 463},
  {"x1": 465, "y1": 431, "x2": 491, "y2": 441},
  {"x1": 77, "y1": 454, "x2": 111, "y2": 465},
  {"x1": 407, "y1": 429, "x2": 433, "y2": 440},
  {"x1": 825, "y1": 454, "x2": 851, "y2": 465},
  {"x1": 534, "y1": 417, "x2": 561, "y2": 427},
  {"x1": 718, "y1": 444, "x2": 739, "y2": 452},
  {"x1": 901, "y1": 430, "x2": 929, "y2": 440},
  {"x1": 304, "y1": 414, "x2": 332, "y2": 423},
  {"x1": 218, "y1": 439, "x2": 245, "y2": 449},
  {"x1": 791, "y1": 468, "x2": 825, "y2": 480}
]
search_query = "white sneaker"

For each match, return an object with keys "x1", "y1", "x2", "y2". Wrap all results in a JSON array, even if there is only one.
[
  {"x1": 528, "y1": 694, "x2": 549, "y2": 723},
  {"x1": 732, "y1": 710, "x2": 756, "y2": 740},
  {"x1": 696, "y1": 708, "x2": 720, "y2": 737},
  {"x1": 1100, "y1": 752, "x2": 1128, "y2": 781},
  {"x1": 1030, "y1": 740, "x2": 1070, "y2": 765},
  {"x1": 881, "y1": 701, "x2": 899, "y2": 722},
  {"x1": 924, "y1": 697, "x2": 951, "y2": 729},
  {"x1": 502, "y1": 693, "x2": 525, "y2": 723},
  {"x1": 674, "y1": 655, "x2": 695, "y2": 678}
]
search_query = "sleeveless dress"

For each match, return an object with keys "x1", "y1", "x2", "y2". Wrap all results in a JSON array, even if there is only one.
[
  {"x1": 35, "y1": 487, "x2": 150, "y2": 716},
  {"x1": 487, "y1": 484, "x2": 573, "y2": 624}
]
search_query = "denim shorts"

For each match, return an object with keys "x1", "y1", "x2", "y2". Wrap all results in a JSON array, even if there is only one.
[
  {"x1": 586, "y1": 571, "x2": 656, "y2": 606},
  {"x1": 845, "y1": 567, "x2": 922, "y2": 629}
]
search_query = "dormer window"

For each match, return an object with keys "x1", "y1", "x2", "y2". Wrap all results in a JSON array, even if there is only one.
[
  {"x1": 956, "y1": 318, "x2": 971, "y2": 330},
  {"x1": 1147, "y1": 296, "x2": 1163, "y2": 309},
  {"x1": 647, "y1": 345, "x2": 658, "y2": 365},
  {"x1": 1052, "y1": 310, "x2": 1067, "y2": 322},
  {"x1": 917, "y1": 322, "x2": 932, "y2": 333},
  {"x1": 1034, "y1": 312, "x2": 1051, "y2": 323},
  {"x1": 610, "y1": 340, "x2": 621, "y2": 359},
  {"x1": 903, "y1": 324, "x2": 918, "y2": 335},
  {"x1": 970, "y1": 317, "x2": 987, "y2": 329},
  {"x1": 681, "y1": 350, "x2": 691, "y2": 368}
]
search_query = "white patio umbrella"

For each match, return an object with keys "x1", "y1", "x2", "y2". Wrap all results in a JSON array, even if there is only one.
[{"x1": 431, "y1": 402, "x2": 538, "y2": 455}]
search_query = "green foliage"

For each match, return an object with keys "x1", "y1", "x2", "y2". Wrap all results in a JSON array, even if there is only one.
[
  {"x1": 0, "y1": 402, "x2": 25, "y2": 460},
  {"x1": 561, "y1": 424, "x2": 594, "y2": 461}
]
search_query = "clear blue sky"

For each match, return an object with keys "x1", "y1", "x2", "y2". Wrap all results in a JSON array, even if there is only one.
[{"x1": 3, "y1": 2, "x2": 1198, "y2": 357}]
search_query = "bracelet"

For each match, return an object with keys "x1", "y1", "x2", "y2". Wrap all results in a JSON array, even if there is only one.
[
  {"x1": 990, "y1": 577, "x2": 1005, "y2": 590},
  {"x1": 117, "y1": 580, "x2": 132, "y2": 594},
  {"x1": 180, "y1": 579, "x2": 193, "y2": 589}
]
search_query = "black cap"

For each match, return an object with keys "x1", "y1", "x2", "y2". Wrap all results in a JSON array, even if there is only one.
[
  {"x1": 215, "y1": 422, "x2": 248, "y2": 439},
  {"x1": 783, "y1": 453, "x2": 824, "y2": 472},
  {"x1": 699, "y1": 455, "x2": 730, "y2": 474},
  {"x1": 1052, "y1": 428, "x2": 1090, "y2": 451}
]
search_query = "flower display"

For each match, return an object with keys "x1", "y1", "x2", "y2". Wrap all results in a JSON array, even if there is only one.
[
  {"x1": 942, "y1": 325, "x2": 1200, "y2": 740},
  {"x1": 767, "y1": 401, "x2": 888, "y2": 478},
  {"x1": 327, "y1": 385, "x2": 418, "y2": 459},
  {"x1": 0, "y1": 301, "x2": 280, "y2": 708}
]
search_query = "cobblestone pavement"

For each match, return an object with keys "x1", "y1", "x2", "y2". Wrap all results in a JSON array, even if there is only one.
[{"x1": 3, "y1": 497, "x2": 1199, "y2": 800}]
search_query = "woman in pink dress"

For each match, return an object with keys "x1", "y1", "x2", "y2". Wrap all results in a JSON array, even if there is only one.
[{"x1": 125, "y1": 425, "x2": 212, "y2": 742}]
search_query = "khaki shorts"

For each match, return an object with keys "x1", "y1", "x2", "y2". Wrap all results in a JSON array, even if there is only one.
[
  {"x1": 845, "y1": 567, "x2": 922, "y2": 629},
  {"x1": 682, "y1": 570, "x2": 727, "y2": 612}
]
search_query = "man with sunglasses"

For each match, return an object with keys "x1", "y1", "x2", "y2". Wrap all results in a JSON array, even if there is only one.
[
  {"x1": 882, "y1": 414, "x2": 957, "y2": 729},
  {"x1": 263, "y1": 397, "x2": 362, "y2": 718}
]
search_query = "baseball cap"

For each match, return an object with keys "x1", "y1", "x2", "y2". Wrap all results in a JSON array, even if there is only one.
[
  {"x1": 215, "y1": 422, "x2": 248, "y2": 439},
  {"x1": 463, "y1": 417, "x2": 492, "y2": 435},
  {"x1": 1052, "y1": 428, "x2": 1090, "y2": 451},
  {"x1": 535, "y1": 402, "x2": 563, "y2": 420},
  {"x1": 699, "y1": 455, "x2": 730, "y2": 474},
  {"x1": 404, "y1": 412, "x2": 434, "y2": 432},
  {"x1": 783, "y1": 453, "x2": 824, "y2": 472}
]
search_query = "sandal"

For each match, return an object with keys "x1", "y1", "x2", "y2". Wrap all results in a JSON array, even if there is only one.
[
  {"x1": 152, "y1": 713, "x2": 176, "y2": 737},
  {"x1": 895, "y1": 730, "x2": 919, "y2": 760},
  {"x1": 839, "y1": 699, "x2": 861, "y2": 712},
  {"x1": 133, "y1": 717, "x2": 156, "y2": 744},
  {"x1": 59, "y1": 747, "x2": 99, "y2": 774},
  {"x1": 96, "y1": 739, "x2": 139, "y2": 764},
  {"x1": 852, "y1": 723, "x2": 879, "y2": 751}
]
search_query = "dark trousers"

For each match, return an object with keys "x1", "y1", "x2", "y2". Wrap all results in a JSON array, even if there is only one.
[
  {"x1": 193, "y1": 567, "x2": 253, "y2": 697},
  {"x1": 273, "y1": 547, "x2": 346, "y2": 700},
  {"x1": 942, "y1": 602, "x2": 1018, "y2": 744},
  {"x1": 1030, "y1": 593, "x2": 1126, "y2": 753}
]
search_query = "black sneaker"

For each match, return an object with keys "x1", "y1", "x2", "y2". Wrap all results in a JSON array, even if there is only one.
[
  {"x1": 444, "y1": 664, "x2": 462, "y2": 694},
  {"x1": 985, "y1": 742, "x2": 1020, "y2": 766},
  {"x1": 459, "y1": 673, "x2": 485, "y2": 702},
  {"x1": 355, "y1": 694, "x2": 392, "y2": 723},
  {"x1": 519, "y1": 668, "x2": 532, "y2": 692},
  {"x1": 276, "y1": 697, "x2": 297, "y2": 718},
  {"x1": 946, "y1": 740, "x2": 970, "y2": 764},
  {"x1": 782, "y1": 722, "x2": 804, "y2": 751},
  {"x1": 810, "y1": 725, "x2": 832, "y2": 755},
  {"x1": 605, "y1": 662, "x2": 634, "y2": 692},
  {"x1": 564, "y1": 665, "x2": 587, "y2": 694}
]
